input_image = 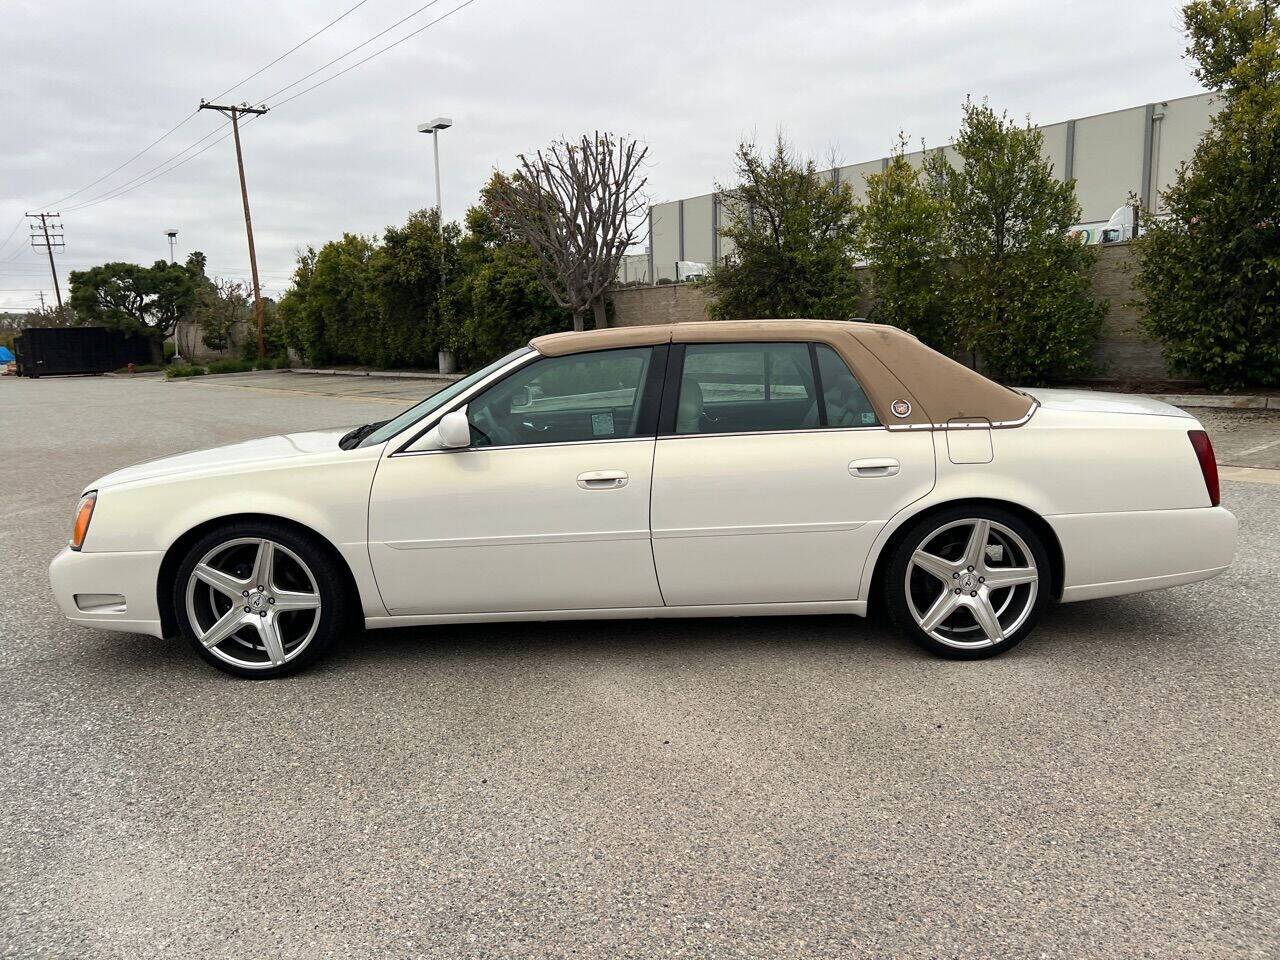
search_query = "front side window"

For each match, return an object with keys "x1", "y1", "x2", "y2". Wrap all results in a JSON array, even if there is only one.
[
  {"x1": 467, "y1": 347, "x2": 654, "y2": 447},
  {"x1": 673, "y1": 341, "x2": 879, "y2": 435}
]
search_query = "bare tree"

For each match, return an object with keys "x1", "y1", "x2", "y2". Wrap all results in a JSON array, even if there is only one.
[{"x1": 492, "y1": 132, "x2": 648, "y2": 331}]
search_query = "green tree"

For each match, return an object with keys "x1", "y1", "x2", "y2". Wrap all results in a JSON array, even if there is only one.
[
  {"x1": 198, "y1": 278, "x2": 251, "y2": 353},
  {"x1": 368, "y1": 207, "x2": 458, "y2": 367},
  {"x1": 856, "y1": 135, "x2": 951, "y2": 348},
  {"x1": 277, "y1": 234, "x2": 377, "y2": 365},
  {"x1": 924, "y1": 100, "x2": 1105, "y2": 383},
  {"x1": 708, "y1": 136, "x2": 861, "y2": 321},
  {"x1": 454, "y1": 174, "x2": 573, "y2": 363},
  {"x1": 1134, "y1": 0, "x2": 1280, "y2": 389},
  {"x1": 68, "y1": 259, "x2": 200, "y2": 363}
]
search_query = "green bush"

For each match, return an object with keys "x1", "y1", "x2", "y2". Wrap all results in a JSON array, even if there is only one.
[
  {"x1": 206, "y1": 358, "x2": 254, "y2": 375},
  {"x1": 924, "y1": 100, "x2": 1105, "y2": 383},
  {"x1": 253, "y1": 355, "x2": 291, "y2": 370},
  {"x1": 163, "y1": 341, "x2": 176, "y2": 361},
  {"x1": 165, "y1": 364, "x2": 207, "y2": 379},
  {"x1": 114, "y1": 363, "x2": 163, "y2": 374},
  {"x1": 1132, "y1": 0, "x2": 1280, "y2": 389}
]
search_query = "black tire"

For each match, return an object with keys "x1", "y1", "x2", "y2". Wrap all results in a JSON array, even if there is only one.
[
  {"x1": 172, "y1": 520, "x2": 350, "y2": 678},
  {"x1": 884, "y1": 504, "x2": 1052, "y2": 660}
]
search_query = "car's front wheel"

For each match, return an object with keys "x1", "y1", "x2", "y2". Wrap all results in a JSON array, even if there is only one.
[
  {"x1": 885, "y1": 506, "x2": 1051, "y2": 659},
  {"x1": 172, "y1": 521, "x2": 348, "y2": 678}
]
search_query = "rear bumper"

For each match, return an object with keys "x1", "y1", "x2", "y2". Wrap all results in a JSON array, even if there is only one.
[
  {"x1": 49, "y1": 547, "x2": 166, "y2": 638},
  {"x1": 1049, "y1": 506, "x2": 1236, "y2": 603}
]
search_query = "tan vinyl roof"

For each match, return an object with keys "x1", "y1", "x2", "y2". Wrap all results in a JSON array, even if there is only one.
[{"x1": 530, "y1": 319, "x2": 1033, "y2": 428}]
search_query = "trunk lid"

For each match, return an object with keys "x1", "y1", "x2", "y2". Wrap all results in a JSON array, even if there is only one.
[{"x1": 1021, "y1": 388, "x2": 1192, "y2": 419}]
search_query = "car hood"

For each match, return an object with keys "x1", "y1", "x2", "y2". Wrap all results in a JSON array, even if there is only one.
[
  {"x1": 1020, "y1": 388, "x2": 1192, "y2": 419},
  {"x1": 89, "y1": 428, "x2": 354, "y2": 490}
]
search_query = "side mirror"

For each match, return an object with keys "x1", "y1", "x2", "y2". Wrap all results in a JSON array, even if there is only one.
[
  {"x1": 511, "y1": 386, "x2": 531, "y2": 410},
  {"x1": 436, "y1": 407, "x2": 471, "y2": 448}
]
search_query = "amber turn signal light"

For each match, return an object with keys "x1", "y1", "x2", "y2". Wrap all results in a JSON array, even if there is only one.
[{"x1": 70, "y1": 492, "x2": 96, "y2": 551}]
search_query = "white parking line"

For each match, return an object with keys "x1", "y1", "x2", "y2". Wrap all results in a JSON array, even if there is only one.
[
  {"x1": 1228, "y1": 436, "x2": 1280, "y2": 459},
  {"x1": 1219, "y1": 465, "x2": 1280, "y2": 485}
]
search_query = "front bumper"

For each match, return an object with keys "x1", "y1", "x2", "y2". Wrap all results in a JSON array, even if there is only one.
[{"x1": 49, "y1": 547, "x2": 166, "y2": 638}]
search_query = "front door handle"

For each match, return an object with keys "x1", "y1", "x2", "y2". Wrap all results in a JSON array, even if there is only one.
[
  {"x1": 577, "y1": 470, "x2": 629, "y2": 490},
  {"x1": 849, "y1": 457, "x2": 900, "y2": 478}
]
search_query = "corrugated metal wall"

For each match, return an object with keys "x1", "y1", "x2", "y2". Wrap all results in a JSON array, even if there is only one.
[{"x1": 640, "y1": 92, "x2": 1217, "y2": 283}]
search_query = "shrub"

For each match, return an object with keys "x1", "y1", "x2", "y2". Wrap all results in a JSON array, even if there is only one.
[
  {"x1": 857, "y1": 135, "x2": 952, "y2": 350},
  {"x1": 924, "y1": 99, "x2": 1105, "y2": 383},
  {"x1": 1132, "y1": 0, "x2": 1280, "y2": 389},
  {"x1": 707, "y1": 135, "x2": 860, "y2": 322},
  {"x1": 115, "y1": 363, "x2": 163, "y2": 374},
  {"x1": 253, "y1": 355, "x2": 291, "y2": 370},
  {"x1": 206, "y1": 358, "x2": 254, "y2": 375},
  {"x1": 165, "y1": 364, "x2": 207, "y2": 378}
]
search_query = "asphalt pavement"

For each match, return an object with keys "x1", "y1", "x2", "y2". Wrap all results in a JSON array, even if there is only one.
[{"x1": 1, "y1": 373, "x2": 1276, "y2": 959}]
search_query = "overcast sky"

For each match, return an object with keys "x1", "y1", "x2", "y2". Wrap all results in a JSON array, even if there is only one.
[{"x1": 1, "y1": 0, "x2": 1202, "y2": 311}]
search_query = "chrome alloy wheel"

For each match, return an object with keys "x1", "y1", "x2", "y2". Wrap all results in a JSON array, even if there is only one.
[
  {"x1": 184, "y1": 537, "x2": 322, "y2": 671},
  {"x1": 904, "y1": 518, "x2": 1039, "y2": 650}
]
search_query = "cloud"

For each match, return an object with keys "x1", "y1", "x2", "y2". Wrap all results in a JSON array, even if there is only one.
[{"x1": 0, "y1": 0, "x2": 1201, "y2": 310}]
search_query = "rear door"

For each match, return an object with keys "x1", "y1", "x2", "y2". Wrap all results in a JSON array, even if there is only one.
[{"x1": 650, "y1": 341, "x2": 935, "y2": 606}]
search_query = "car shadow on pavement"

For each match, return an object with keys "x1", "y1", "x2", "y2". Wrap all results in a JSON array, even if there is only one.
[{"x1": 73, "y1": 593, "x2": 1198, "y2": 681}]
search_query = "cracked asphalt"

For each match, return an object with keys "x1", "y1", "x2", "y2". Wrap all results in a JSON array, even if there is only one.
[{"x1": 1, "y1": 373, "x2": 1276, "y2": 959}]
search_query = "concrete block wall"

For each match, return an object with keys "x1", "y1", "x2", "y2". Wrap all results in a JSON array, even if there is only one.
[{"x1": 609, "y1": 242, "x2": 1169, "y2": 380}]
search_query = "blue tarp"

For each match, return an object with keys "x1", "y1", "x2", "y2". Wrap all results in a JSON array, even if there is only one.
[{"x1": 0, "y1": 346, "x2": 13, "y2": 363}]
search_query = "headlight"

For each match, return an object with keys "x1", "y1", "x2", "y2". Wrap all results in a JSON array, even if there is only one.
[{"x1": 70, "y1": 492, "x2": 97, "y2": 551}]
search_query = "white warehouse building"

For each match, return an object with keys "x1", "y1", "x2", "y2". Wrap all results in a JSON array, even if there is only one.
[{"x1": 627, "y1": 91, "x2": 1217, "y2": 285}]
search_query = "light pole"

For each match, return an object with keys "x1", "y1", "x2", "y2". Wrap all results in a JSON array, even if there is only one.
[
  {"x1": 416, "y1": 117, "x2": 452, "y2": 230},
  {"x1": 416, "y1": 116, "x2": 454, "y2": 373},
  {"x1": 164, "y1": 228, "x2": 178, "y2": 264}
]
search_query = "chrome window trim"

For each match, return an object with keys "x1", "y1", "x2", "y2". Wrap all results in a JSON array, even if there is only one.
[
  {"x1": 657, "y1": 425, "x2": 888, "y2": 441},
  {"x1": 390, "y1": 435, "x2": 656, "y2": 458},
  {"x1": 884, "y1": 399, "x2": 1040, "y2": 432}
]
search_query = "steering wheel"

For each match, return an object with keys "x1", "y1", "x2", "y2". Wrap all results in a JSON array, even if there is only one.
[{"x1": 471, "y1": 405, "x2": 516, "y2": 446}]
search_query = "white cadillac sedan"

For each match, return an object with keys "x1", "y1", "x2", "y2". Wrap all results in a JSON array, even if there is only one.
[{"x1": 51, "y1": 320, "x2": 1236, "y2": 677}]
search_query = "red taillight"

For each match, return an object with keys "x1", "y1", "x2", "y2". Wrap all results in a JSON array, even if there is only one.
[{"x1": 1188, "y1": 430, "x2": 1220, "y2": 506}]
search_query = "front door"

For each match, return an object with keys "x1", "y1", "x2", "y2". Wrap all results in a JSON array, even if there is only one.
[
  {"x1": 650, "y1": 341, "x2": 935, "y2": 606},
  {"x1": 367, "y1": 346, "x2": 665, "y2": 615}
]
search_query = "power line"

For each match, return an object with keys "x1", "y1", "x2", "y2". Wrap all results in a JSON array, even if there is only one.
[
  {"x1": 272, "y1": 0, "x2": 476, "y2": 109},
  {"x1": 58, "y1": 120, "x2": 235, "y2": 213},
  {"x1": 39, "y1": 113, "x2": 202, "y2": 209},
  {"x1": 0, "y1": 216, "x2": 27, "y2": 259},
  {"x1": 34, "y1": 0, "x2": 378, "y2": 212},
  {"x1": 208, "y1": 0, "x2": 375, "y2": 102},
  {"x1": 37, "y1": 0, "x2": 479, "y2": 215},
  {"x1": 255, "y1": 0, "x2": 444, "y2": 104}
]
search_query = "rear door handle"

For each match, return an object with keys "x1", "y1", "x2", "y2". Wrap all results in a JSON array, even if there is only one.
[
  {"x1": 577, "y1": 470, "x2": 629, "y2": 490},
  {"x1": 849, "y1": 458, "x2": 900, "y2": 478}
]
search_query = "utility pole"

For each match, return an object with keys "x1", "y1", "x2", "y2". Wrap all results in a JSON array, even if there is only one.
[
  {"x1": 199, "y1": 100, "x2": 269, "y2": 358},
  {"x1": 26, "y1": 213, "x2": 64, "y2": 309}
]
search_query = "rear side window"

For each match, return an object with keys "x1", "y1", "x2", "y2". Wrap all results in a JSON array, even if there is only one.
[
  {"x1": 815, "y1": 344, "x2": 879, "y2": 427},
  {"x1": 673, "y1": 341, "x2": 878, "y2": 435}
]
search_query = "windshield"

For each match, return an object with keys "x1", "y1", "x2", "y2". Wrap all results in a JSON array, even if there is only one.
[{"x1": 356, "y1": 347, "x2": 532, "y2": 448}]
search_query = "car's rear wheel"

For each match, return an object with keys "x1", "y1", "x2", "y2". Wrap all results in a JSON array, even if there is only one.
[
  {"x1": 172, "y1": 521, "x2": 348, "y2": 678},
  {"x1": 885, "y1": 506, "x2": 1051, "y2": 659}
]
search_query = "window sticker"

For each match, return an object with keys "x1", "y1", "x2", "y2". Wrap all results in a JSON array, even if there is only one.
[
  {"x1": 861, "y1": 411, "x2": 878, "y2": 425},
  {"x1": 591, "y1": 412, "x2": 615, "y2": 436}
]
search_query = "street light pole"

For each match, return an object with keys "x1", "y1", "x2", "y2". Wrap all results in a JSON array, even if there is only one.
[
  {"x1": 164, "y1": 229, "x2": 178, "y2": 264},
  {"x1": 417, "y1": 117, "x2": 452, "y2": 233}
]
